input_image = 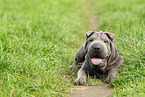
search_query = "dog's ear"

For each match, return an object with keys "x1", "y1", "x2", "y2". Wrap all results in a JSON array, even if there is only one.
[
  {"x1": 86, "y1": 31, "x2": 94, "y2": 39},
  {"x1": 105, "y1": 32, "x2": 114, "y2": 41}
]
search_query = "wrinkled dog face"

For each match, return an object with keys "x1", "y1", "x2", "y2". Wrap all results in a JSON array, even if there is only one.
[{"x1": 85, "y1": 31, "x2": 114, "y2": 65}]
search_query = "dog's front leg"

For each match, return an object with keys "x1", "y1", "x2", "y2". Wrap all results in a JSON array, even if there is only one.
[
  {"x1": 74, "y1": 67, "x2": 87, "y2": 85},
  {"x1": 74, "y1": 61, "x2": 87, "y2": 85},
  {"x1": 69, "y1": 45, "x2": 86, "y2": 69},
  {"x1": 104, "y1": 68, "x2": 117, "y2": 83}
]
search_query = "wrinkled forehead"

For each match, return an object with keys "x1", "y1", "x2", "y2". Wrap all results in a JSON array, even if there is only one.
[{"x1": 88, "y1": 32, "x2": 109, "y2": 40}]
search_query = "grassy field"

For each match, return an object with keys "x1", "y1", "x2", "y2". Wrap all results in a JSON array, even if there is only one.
[
  {"x1": 0, "y1": 0, "x2": 92, "y2": 96},
  {"x1": 91, "y1": 0, "x2": 145, "y2": 96},
  {"x1": 0, "y1": 0, "x2": 145, "y2": 97}
]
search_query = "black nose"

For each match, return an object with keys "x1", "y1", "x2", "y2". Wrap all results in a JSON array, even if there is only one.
[{"x1": 93, "y1": 46, "x2": 102, "y2": 51}]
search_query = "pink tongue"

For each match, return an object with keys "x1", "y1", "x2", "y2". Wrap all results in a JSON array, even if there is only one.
[{"x1": 91, "y1": 58, "x2": 103, "y2": 65}]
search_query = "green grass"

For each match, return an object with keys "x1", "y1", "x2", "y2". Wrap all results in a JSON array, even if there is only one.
[
  {"x1": 0, "y1": 0, "x2": 92, "y2": 96},
  {"x1": 0, "y1": 0, "x2": 145, "y2": 97},
  {"x1": 90, "y1": 0, "x2": 145, "y2": 96}
]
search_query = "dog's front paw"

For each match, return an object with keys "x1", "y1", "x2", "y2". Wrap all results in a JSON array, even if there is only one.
[
  {"x1": 68, "y1": 65, "x2": 78, "y2": 69},
  {"x1": 104, "y1": 78, "x2": 110, "y2": 83},
  {"x1": 69, "y1": 61, "x2": 80, "y2": 69},
  {"x1": 74, "y1": 77, "x2": 86, "y2": 85},
  {"x1": 104, "y1": 77, "x2": 114, "y2": 83}
]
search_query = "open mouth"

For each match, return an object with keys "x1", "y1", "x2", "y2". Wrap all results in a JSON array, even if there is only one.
[{"x1": 91, "y1": 58, "x2": 104, "y2": 65}]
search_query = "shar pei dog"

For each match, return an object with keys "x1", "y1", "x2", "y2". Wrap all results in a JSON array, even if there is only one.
[{"x1": 69, "y1": 31, "x2": 123, "y2": 84}]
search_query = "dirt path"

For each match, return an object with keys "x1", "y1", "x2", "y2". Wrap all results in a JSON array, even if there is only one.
[
  {"x1": 88, "y1": 15, "x2": 98, "y2": 30},
  {"x1": 69, "y1": 15, "x2": 114, "y2": 96},
  {"x1": 69, "y1": 1, "x2": 114, "y2": 97},
  {"x1": 70, "y1": 85, "x2": 113, "y2": 97}
]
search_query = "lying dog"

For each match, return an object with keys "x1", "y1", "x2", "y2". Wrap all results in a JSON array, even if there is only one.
[{"x1": 69, "y1": 31, "x2": 123, "y2": 84}]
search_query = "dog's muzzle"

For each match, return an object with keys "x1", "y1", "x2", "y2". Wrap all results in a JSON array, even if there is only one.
[{"x1": 87, "y1": 41, "x2": 109, "y2": 59}]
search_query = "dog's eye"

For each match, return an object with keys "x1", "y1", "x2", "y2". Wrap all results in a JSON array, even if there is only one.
[
  {"x1": 104, "y1": 40, "x2": 108, "y2": 43},
  {"x1": 89, "y1": 39, "x2": 93, "y2": 42}
]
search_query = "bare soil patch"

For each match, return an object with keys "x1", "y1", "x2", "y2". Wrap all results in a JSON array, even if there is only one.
[{"x1": 70, "y1": 85, "x2": 113, "y2": 97}]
